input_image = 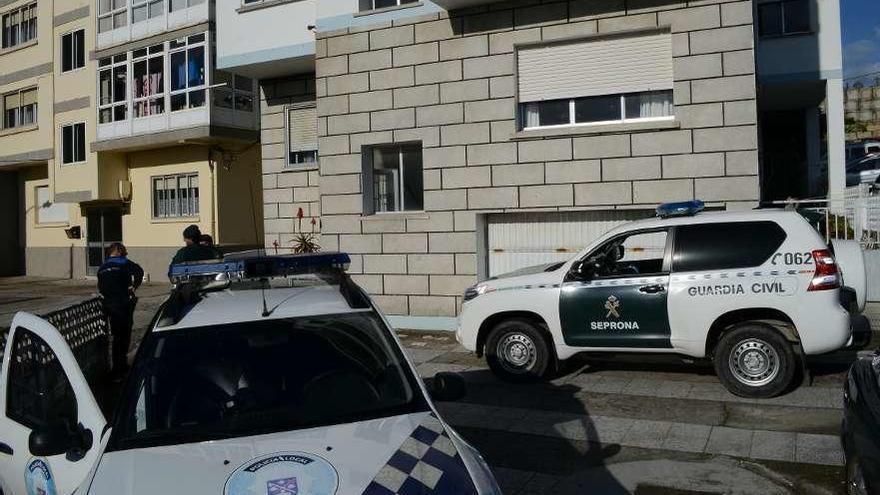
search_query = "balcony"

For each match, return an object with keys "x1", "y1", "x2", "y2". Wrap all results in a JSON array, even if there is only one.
[{"x1": 97, "y1": 0, "x2": 210, "y2": 50}]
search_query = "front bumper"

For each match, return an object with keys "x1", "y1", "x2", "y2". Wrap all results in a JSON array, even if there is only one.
[{"x1": 847, "y1": 313, "x2": 873, "y2": 350}]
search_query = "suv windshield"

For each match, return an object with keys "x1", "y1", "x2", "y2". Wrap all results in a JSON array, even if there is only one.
[{"x1": 107, "y1": 311, "x2": 427, "y2": 450}]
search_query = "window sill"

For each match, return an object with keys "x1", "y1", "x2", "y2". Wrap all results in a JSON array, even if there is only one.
[
  {"x1": 282, "y1": 164, "x2": 319, "y2": 172},
  {"x1": 35, "y1": 222, "x2": 70, "y2": 229},
  {"x1": 236, "y1": 0, "x2": 303, "y2": 14},
  {"x1": 354, "y1": 1, "x2": 423, "y2": 17},
  {"x1": 758, "y1": 31, "x2": 814, "y2": 40},
  {"x1": 0, "y1": 39, "x2": 37, "y2": 57},
  {"x1": 151, "y1": 216, "x2": 200, "y2": 224},
  {"x1": 0, "y1": 124, "x2": 39, "y2": 138},
  {"x1": 361, "y1": 211, "x2": 429, "y2": 221},
  {"x1": 512, "y1": 119, "x2": 680, "y2": 140}
]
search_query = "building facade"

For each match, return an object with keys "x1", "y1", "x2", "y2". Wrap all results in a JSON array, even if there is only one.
[
  {"x1": 845, "y1": 81, "x2": 880, "y2": 141},
  {"x1": 0, "y1": 0, "x2": 264, "y2": 280},
  {"x1": 218, "y1": 0, "x2": 844, "y2": 328}
]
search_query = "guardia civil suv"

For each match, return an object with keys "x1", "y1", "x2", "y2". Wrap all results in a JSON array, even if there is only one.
[
  {"x1": 0, "y1": 253, "x2": 499, "y2": 495},
  {"x1": 457, "y1": 201, "x2": 869, "y2": 398}
]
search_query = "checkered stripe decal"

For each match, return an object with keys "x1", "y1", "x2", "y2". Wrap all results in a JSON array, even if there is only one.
[{"x1": 362, "y1": 415, "x2": 478, "y2": 495}]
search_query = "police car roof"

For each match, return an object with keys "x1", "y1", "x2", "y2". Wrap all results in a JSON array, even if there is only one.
[
  {"x1": 155, "y1": 284, "x2": 370, "y2": 332},
  {"x1": 606, "y1": 208, "x2": 800, "y2": 235}
]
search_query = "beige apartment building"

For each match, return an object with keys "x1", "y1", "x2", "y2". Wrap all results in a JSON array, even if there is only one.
[{"x1": 0, "y1": 0, "x2": 263, "y2": 279}]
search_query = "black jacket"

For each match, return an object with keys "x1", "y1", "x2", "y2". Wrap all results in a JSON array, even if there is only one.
[{"x1": 97, "y1": 256, "x2": 144, "y2": 304}]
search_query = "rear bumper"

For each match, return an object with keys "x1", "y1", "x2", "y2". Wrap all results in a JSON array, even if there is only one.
[{"x1": 846, "y1": 313, "x2": 873, "y2": 350}]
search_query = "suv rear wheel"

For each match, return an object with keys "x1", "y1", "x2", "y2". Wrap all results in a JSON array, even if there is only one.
[
  {"x1": 714, "y1": 323, "x2": 797, "y2": 398},
  {"x1": 485, "y1": 319, "x2": 552, "y2": 382}
]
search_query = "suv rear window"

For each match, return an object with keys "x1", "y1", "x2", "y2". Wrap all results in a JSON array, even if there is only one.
[{"x1": 673, "y1": 221, "x2": 786, "y2": 272}]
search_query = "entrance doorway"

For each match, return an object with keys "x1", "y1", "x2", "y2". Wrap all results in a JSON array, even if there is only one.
[{"x1": 86, "y1": 207, "x2": 122, "y2": 276}]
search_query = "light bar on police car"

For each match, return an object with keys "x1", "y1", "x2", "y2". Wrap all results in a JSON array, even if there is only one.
[
  {"x1": 168, "y1": 252, "x2": 351, "y2": 284},
  {"x1": 656, "y1": 199, "x2": 705, "y2": 218}
]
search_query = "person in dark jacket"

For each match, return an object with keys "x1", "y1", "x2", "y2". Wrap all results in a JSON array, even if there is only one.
[
  {"x1": 170, "y1": 225, "x2": 218, "y2": 267},
  {"x1": 97, "y1": 243, "x2": 144, "y2": 379}
]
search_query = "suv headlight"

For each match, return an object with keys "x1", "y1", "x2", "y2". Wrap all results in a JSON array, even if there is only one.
[{"x1": 464, "y1": 283, "x2": 495, "y2": 302}]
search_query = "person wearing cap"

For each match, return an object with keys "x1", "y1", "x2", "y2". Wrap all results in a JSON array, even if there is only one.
[
  {"x1": 170, "y1": 224, "x2": 219, "y2": 267},
  {"x1": 97, "y1": 242, "x2": 144, "y2": 379}
]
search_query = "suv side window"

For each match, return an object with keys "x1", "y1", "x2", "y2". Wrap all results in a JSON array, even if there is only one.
[
  {"x1": 673, "y1": 221, "x2": 786, "y2": 272},
  {"x1": 591, "y1": 230, "x2": 669, "y2": 277},
  {"x1": 6, "y1": 328, "x2": 78, "y2": 429}
]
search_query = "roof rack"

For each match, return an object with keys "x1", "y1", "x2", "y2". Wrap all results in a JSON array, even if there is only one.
[{"x1": 656, "y1": 200, "x2": 705, "y2": 218}]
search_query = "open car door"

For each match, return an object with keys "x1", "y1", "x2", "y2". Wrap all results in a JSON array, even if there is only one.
[{"x1": 0, "y1": 312, "x2": 107, "y2": 495}]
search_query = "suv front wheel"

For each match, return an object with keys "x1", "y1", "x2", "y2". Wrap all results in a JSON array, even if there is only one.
[
  {"x1": 485, "y1": 319, "x2": 553, "y2": 382},
  {"x1": 714, "y1": 323, "x2": 797, "y2": 398}
]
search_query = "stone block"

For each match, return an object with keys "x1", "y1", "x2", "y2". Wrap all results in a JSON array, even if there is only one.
[
  {"x1": 321, "y1": 194, "x2": 362, "y2": 214},
  {"x1": 349, "y1": 49, "x2": 393, "y2": 72},
  {"x1": 689, "y1": 25, "x2": 753, "y2": 55},
  {"x1": 443, "y1": 166, "x2": 492, "y2": 188},
  {"x1": 489, "y1": 76, "x2": 515, "y2": 98},
  {"x1": 569, "y1": 0, "x2": 625, "y2": 22},
  {"x1": 662, "y1": 153, "x2": 724, "y2": 178},
  {"x1": 394, "y1": 85, "x2": 440, "y2": 108},
  {"x1": 408, "y1": 254, "x2": 456, "y2": 274},
  {"x1": 675, "y1": 103, "x2": 723, "y2": 129},
  {"x1": 691, "y1": 75, "x2": 756, "y2": 103},
  {"x1": 372, "y1": 108, "x2": 416, "y2": 131},
  {"x1": 545, "y1": 160, "x2": 601, "y2": 183},
  {"x1": 350, "y1": 274, "x2": 383, "y2": 294},
  {"x1": 520, "y1": 184, "x2": 573, "y2": 207},
  {"x1": 415, "y1": 18, "x2": 461, "y2": 43},
  {"x1": 407, "y1": 211, "x2": 454, "y2": 232},
  {"x1": 492, "y1": 163, "x2": 544, "y2": 186},
  {"x1": 264, "y1": 218, "x2": 294, "y2": 234},
  {"x1": 327, "y1": 33, "x2": 369, "y2": 56},
  {"x1": 455, "y1": 253, "x2": 476, "y2": 274},
  {"x1": 317, "y1": 95, "x2": 349, "y2": 117},
  {"x1": 467, "y1": 187, "x2": 517, "y2": 209},
  {"x1": 657, "y1": 5, "x2": 720, "y2": 32},
  {"x1": 327, "y1": 73, "x2": 369, "y2": 96},
  {"x1": 320, "y1": 174, "x2": 361, "y2": 195},
  {"x1": 573, "y1": 134, "x2": 630, "y2": 159},
  {"x1": 722, "y1": 50, "x2": 754, "y2": 76},
  {"x1": 519, "y1": 138, "x2": 572, "y2": 162},
  {"x1": 603, "y1": 156, "x2": 661, "y2": 181},
  {"x1": 467, "y1": 142, "x2": 518, "y2": 166},
  {"x1": 575, "y1": 181, "x2": 632, "y2": 205},
  {"x1": 489, "y1": 28, "x2": 541, "y2": 55},
  {"x1": 674, "y1": 81, "x2": 691, "y2": 105},
  {"x1": 264, "y1": 188, "x2": 293, "y2": 203},
  {"x1": 725, "y1": 150, "x2": 758, "y2": 175},
  {"x1": 721, "y1": 1, "x2": 752, "y2": 26},
  {"x1": 723, "y1": 100, "x2": 756, "y2": 125},
  {"x1": 384, "y1": 275, "x2": 429, "y2": 295},
  {"x1": 441, "y1": 122, "x2": 491, "y2": 146},
  {"x1": 597, "y1": 13, "x2": 658, "y2": 33},
  {"x1": 416, "y1": 60, "x2": 463, "y2": 85},
  {"x1": 318, "y1": 135, "x2": 351, "y2": 156},
  {"x1": 349, "y1": 90, "x2": 394, "y2": 113},
  {"x1": 440, "y1": 36, "x2": 489, "y2": 60},
  {"x1": 430, "y1": 275, "x2": 478, "y2": 296},
  {"x1": 395, "y1": 126, "x2": 440, "y2": 147},
  {"x1": 695, "y1": 175, "x2": 759, "y2": 201},
  {"x1": 425, "y1": 188, "x2": 468, "y2": 210},
  {"x1": 464, "y1": 98, "x2": 516, "y2": 122},
  {"x1": 276, "y1": 171, "x2": 309, "y2": 187},
  {"x1": 462, "y1": 54, "x2": 514, "y2": 80},
  {"x1": 462, "y1": 10, "x2": 513, "y2": 35},
  {"x1": 372, "y1": 295, "x2": 408, "y2": 314},
  {"x1": 631, "y1": 130, "x2": 692, "y2": 156},
  {"x1": 340, "y1": 234, "x2": 383, "y2": 253},
  {"x1": 424, "y1": 146, "x2": 467, "y2": 168},
  {"x1": 440, "y1": 79, "x2": 490, "y2": 103},
  {"x1": 370, "y1": 66, "x2": 415, "y2": 90},
  {"x1": 417, "y1": 103, "x2": 464, "y2": 126},
  {"x1": 633, "y1": 179, "x2": 693, "y2": 203},
  {"x1": 327, "y1": 113, "x2": 370, "y2": 135},
  {"x1": 491, "y1": 120, "x2": 517, "y2": 142},
  {"x1": 382, "y1": 233, "x2": 428, "y2": 253},
  {"x1": 370, "y1": 25, "x2": 414, "y2": 50},
  {"x1": 393, "y1": 42, "x2": 440, "y2": 66},
  {"x1": 424, "y1": 169, "x2": 441, "y2": 190},
  {"x1": 453, "y1": 210, "x2": 476, "y2": 231},
  {"x1": 409, "y1": 296, "x2": 457, "y2": 316},
  {"x1": 350, "y1": 131, "x2": 393, "y2": 151},
  {"x1": 316, "y1": 55, "x2": 348, "y2": 77},
  {"x1": 262, "y1": 174, "x2": 278, "y2": 189},
  {"x1": 321, "y1": 214, "x2": 361, "y2": 234},
  {"x1": 693, "y1": 125, "x2": 757, "y2": 152},
  {"x1": 673, "y1": 54, "x2": 722, "y2": 81},
  {"x1": 672, "y1": 32, "x2": 690, "y2": 57},
  {"x1": 361, "y1": 215, "x2": 406, "y2": 234}
]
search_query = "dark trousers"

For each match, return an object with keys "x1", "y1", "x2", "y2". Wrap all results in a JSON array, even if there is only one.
[{"x1": 104, "y1": 298, "x2": 135, "y2": 376}]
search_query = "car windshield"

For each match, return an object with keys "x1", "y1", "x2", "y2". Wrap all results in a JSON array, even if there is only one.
[{"x1": 107, "y1": 311, "x2": 427, "y2": 450}]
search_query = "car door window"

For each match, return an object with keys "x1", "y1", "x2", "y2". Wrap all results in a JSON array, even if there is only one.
[
  {"x1": 6, "y1": 328, "x2": 78, "y2": 429},
  {"x1": 592, "y1": 230, "x2": 668, "y2": 278}
]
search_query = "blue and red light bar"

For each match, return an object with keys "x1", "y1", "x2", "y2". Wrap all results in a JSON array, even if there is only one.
[{"x1": 168, "y1": 252, "x2": 351, "y2": 284}]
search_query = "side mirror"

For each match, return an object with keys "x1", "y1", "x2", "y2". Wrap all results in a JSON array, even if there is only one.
[
  {"x1": 29, "y1": 421, "x2": 92, "y2": 461},
  {"x1": 430, "y1": 372, "x2": 466, "y2": 402},
  {"x1": 570, "y1": 259, "x2": 597, "y2": 280}
]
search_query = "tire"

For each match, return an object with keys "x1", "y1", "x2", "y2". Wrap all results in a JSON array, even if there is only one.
[
  {"x1": 485, "y1": 318, "x2": 553, "y2": 382},
  {"x1": 713, "y1": 323, "x2": 797, "y2": 398}
]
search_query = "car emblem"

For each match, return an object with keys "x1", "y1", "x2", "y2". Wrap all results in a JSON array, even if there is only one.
[
  {"x1": 267, "y1": 477, "x2": 298, "y2": 495},
  {"x1": 605, "y1": 295, "x2": 621, "y2": 319}
]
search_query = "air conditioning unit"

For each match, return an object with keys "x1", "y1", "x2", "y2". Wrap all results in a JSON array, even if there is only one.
[{"x1": 118, "y1": 180, "x2": 132, "y2": 202}]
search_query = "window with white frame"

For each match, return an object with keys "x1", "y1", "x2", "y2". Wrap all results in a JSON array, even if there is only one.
[
  {"x1": 61, "y1": 29, "x2": 85, "y2": 73},
  {"x1": 132, "y1": 44, "x2": 165, "y2": 117},
  {"x1": 2, "y1": 87, "x2": 37, "y2": 129},
  {"x1": 516, "y1": 30, "x2": 675, "y2": 130},
  {"x1": 98, "y1": 54, "x2": 128, "y2": 123},
  {"x1": 758, "y1": 0, "x2": 810, "y2": 37},
  {"x1": 98, "y1": 0, "x2": 127, "y2": 33},
  {"x1": 132, "y1": 0, "x2": 164, "y2": 23},
  {"x1": 285, "y1": 105, "x2": 317, "y2": 168},
  {"x1": 61, "y1": 122, "x2": 86, "y2": 164},
  {"x1": 213, "y1": 71, "x2": 254, "y2": 112},
  {"x1": 363, "y1": 144, "x2": 423, "y2": 214},
  {"x1": 2, "y1": 2, "x2": 36, "y2": 49},
  {"x1": 169, "y1": 0, "x2": 205, "y2": 13},
  {"x1": 169, "y1": 34, "x2": 206, "y2": 111},
  {"x1": 35, "y1": 186, "x2": 69, "y2": 225},
  {"x1": 359, "y1": 0, "x2": 417, "y2": 11},
  {"x1": 152, "y1": 173, "x2": 199, "y2": 218}
]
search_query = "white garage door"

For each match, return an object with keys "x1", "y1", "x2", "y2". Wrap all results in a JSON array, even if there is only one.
[{"x1": 487, "y1": 210, "x2": 653, "y2": 277}]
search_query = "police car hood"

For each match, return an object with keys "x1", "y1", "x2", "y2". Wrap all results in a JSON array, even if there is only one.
[{"x1": 88, "y1": 412, "x2": 478, "y2": 495}]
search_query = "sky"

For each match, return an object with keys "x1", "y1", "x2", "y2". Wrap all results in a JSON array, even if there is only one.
[{"x1": 841, "y1": 0, "x2": 880, "y2": 86}]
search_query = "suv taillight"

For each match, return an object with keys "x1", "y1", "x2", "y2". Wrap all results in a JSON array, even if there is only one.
[{"x1": 808, "y1": 249, "x2": 840, "y2": 291}]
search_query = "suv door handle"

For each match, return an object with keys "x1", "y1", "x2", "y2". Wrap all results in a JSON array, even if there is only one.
[
  {"x1": 0, "y1": 441, "x2": 13, "y2": 455},
  {"x1": 638, "y1": 284, "x2": 665, "y2": 294}
]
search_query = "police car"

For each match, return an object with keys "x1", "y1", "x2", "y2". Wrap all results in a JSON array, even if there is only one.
[
  {"x1": 0, "y1": 253, "x2": 500, "y2": 495},
  {"x1": 457, "y1": 201, "x2": 869, "y2": 398}
]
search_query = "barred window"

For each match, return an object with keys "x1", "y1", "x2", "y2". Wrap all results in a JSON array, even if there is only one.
[{"x1": 152, "y1": 173, "x2": 199, "y2": 218}]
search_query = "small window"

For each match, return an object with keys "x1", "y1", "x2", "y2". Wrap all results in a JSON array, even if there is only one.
[
  {"x1": 132, "y1": 0, "x2": 165, "y2": 23},
  {"x1": 359, "y1": 0, "x2": 417, "y2": 11},
  {"x1": 1, "y1": 2, "x2": 37, "y2": 49},
  {"x1": 589, "y1": 230, "x2": 669, "y2": 277},
  {"x1": 61, "y1": 123, "x2": 86, "y2": 164},
  {"x1": 98, "y1": 0, "x2": 127, "y2": 33},
  {"x1": 36, "y1": 186, "x2": 70, "y2": 224},
  {"x1": 61, "y1": 30, "x2": 86, "y2": 73},
  {"x1": 169, "y1": 35, "x2": 206, "y2": 111},
  {"x1": 673, "y1": 222, "x2": 787, "y2": 272},
  {"x1": 152, "y1": 173, "x2": 199, "y2": 218},
  {"x1": 133, "y1": 45, "x2": 165, "y2": 118},
  {"x1": 364, "y1": 144, "x2": 423, "y2": 214},
  {"x1": 2, "y1": 87, "x2": 37, "y2": 129},
  {"x1": 169, "y1": 0, "x2": 205, "y2": 13},
  {"x1": 521, "y1": 91, "x2": 674, "y2": 129},
  {"x1": 285, "y1": 105, "x2": 318, "y2": 168},
  {"x1": 7, "y1": 328, "x2": 78, "y2": 429},
  {"x1": 758, "y1": 0, "x2": 810, "y2": 37},
  {"x1": 98, "y1": 55, "x2": 128, "y2": 123}
]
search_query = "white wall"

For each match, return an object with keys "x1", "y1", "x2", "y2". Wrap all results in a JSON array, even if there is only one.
[{"x1": 756, "y1": 0, "x2": 842, "y2": 77}]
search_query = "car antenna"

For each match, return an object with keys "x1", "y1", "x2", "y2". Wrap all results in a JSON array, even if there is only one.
[{"x1": 260, "y1": 279, "x2": 271, "y2": 317}]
